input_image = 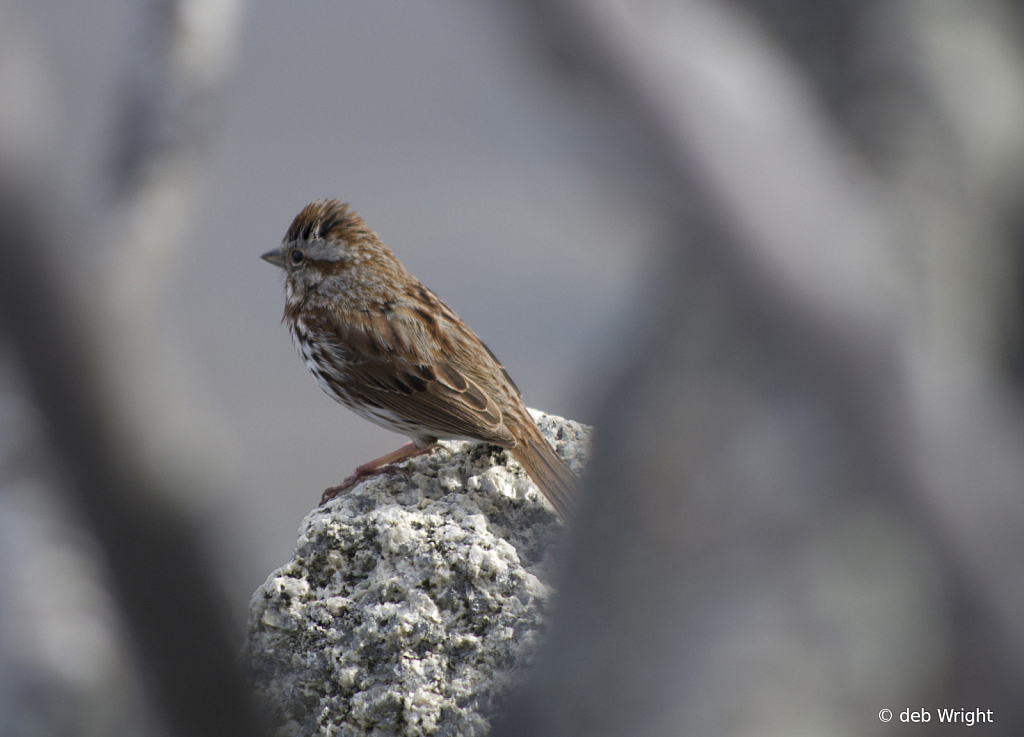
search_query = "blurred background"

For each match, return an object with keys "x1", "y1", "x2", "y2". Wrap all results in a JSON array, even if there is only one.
[{"x1": 2, "y1": 0, "x2": 1024, "y2": 734}]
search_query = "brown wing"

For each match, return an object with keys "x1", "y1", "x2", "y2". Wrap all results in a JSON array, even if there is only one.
[
  {"x1": 401, "y1": 282, "x2": 524, "y2": 401},
  {"x1": 311, "y1": 302, "x2": 517, "y2": 446}
]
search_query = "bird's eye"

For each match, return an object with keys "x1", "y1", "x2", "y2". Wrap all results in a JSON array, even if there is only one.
[{"x1": 290, "y1": 249, "x2": 304, "y2": 265}]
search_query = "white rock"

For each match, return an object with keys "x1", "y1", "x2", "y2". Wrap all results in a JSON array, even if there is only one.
[{"x1": 242, "y1": 411, "x2": 590, "y2": 736}]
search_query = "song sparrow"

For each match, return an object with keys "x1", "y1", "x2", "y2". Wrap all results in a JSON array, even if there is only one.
[{"x1": 261, "y1": 199, "x2": 578, "y2": 520}]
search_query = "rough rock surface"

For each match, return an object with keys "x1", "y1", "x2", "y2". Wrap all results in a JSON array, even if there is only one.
[{"x1": 242, "y1": 411, "x2": 590, "y2": 736}]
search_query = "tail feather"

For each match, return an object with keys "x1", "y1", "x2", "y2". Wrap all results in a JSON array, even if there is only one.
[{"x1": 511, "y1": 425, "x2": 579, "y2": 521}]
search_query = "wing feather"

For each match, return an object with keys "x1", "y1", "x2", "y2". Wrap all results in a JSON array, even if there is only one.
[{"x1": 307, "y1": 303, "x2": 516, "y2": 446}]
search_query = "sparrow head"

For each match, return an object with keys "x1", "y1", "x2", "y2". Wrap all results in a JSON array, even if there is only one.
[{"x1": 262, "y1": 199, "x2": 398, "y2": 302}]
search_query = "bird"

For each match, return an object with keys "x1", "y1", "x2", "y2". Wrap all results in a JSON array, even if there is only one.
[{"x1": 261, "y1": 199, "x2": 578, "y2": 520}]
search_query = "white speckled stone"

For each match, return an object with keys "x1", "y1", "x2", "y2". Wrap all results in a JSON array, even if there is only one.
[{"x1": 243, "y1": 410, "x2": 590, "y2": 736}]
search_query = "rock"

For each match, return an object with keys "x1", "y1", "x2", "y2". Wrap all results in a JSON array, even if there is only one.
[{"x1": 242, "y1": 410, "x2": 591, "y2": 736}]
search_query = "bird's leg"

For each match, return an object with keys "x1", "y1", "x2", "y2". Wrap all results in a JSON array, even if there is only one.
[{"x1": 321, "y1": 441, "x2": 439, "y2": 504}]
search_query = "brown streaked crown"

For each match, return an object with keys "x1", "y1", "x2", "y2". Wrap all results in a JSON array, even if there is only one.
[{"x1": 285, "y1": 199, "x2": 373, "y2": 245}]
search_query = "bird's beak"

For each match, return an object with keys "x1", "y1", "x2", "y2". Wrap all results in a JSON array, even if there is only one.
[{"x1": 261, "y1": 248, "x2": 286, "y2": 270}]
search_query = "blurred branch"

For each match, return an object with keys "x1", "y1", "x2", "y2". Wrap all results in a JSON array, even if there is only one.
[
  {"x1": 110, "y1": 0, "x2": 245, "y2": 313},
  {"x1": 0, "y1": 188, "x2": 267, "y2": 736},
  {"x1": 496, "y1": 0, "x2": 1024, "y2": 734},
  {"x1": 0, "y1": 0, "x2": 265, "y2": 734},
  {"x1": 99, "y1": 0, "x2": 250, "y2": 496}
]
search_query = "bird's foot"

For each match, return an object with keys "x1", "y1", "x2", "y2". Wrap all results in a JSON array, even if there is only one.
[
  {"x1": 320, "y1": 441, "x2": 439, "y2": 505},
  {"x1": 321, "y1": 465, "x2": 394, "y2": 504}
]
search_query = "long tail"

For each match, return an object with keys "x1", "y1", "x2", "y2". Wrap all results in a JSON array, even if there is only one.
[{"x1": 511, "y1": 423, "x2": 579, "y2": 521}]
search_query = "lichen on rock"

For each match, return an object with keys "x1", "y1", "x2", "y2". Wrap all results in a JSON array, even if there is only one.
[{"x1": 243, "y1": 411, "x2": 590, "y2": 736}]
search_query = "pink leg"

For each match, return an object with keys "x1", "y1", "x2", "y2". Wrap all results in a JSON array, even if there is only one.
[{"x1": 321, "y1": 441, "x2": 438, "y2": 504}]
